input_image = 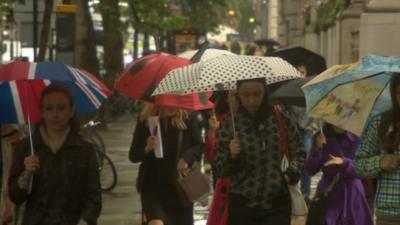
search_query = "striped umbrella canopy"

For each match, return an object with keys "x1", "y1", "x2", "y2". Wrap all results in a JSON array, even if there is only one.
[{"x1": 0, "y1": 61, "x2": 111, "y2": 124}]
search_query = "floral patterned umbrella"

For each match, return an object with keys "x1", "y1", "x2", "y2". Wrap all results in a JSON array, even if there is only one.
[{"x1": 302, "y1": 54, "x2": 400, "y2": 136}]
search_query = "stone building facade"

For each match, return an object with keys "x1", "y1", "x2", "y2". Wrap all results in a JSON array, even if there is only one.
[{"x1": 260, "y1": 0, "x2": 400, "y2": 67}]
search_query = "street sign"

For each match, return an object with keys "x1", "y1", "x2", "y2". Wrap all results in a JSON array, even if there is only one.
[
  {"x1": 56, "y1": 4, "x2": 77, "y2": 14},
  {"x1": 56, "y1": 4, "x2": 77, "y2": 65}
]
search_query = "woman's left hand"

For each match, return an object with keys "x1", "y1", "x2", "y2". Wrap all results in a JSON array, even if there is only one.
[
  {"x1": 177, "y1": 159, "x2": 190, "y2": 176},
  {"x1": 324, "y1": 154, "x2": 344, "y2": 166}
]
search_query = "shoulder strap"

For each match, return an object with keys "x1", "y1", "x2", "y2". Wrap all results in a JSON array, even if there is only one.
[
  {"x1": 176, "y1": 130, "x2": 184, "y2": 163},
  {"x1": 273, "y1": 105, "x2": 289, "y2": 157}
]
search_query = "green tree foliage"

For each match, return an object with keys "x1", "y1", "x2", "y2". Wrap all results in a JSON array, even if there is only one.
[
  {"x1": 123, "y1": 0, "x2": 228, "y2": 34},
  {"x1": 99, "y1": 0, "x2": 124, "y2": 86},
  {"x1": 37, "y1": 0, "x2": 54, "y2": 61},
  {"x1": 0, "y1": 0, "x2": 19, "y2": 23},
  {"x1": 315, "y1": 0, "x2": 351, "y2": 32},
  {"x1": 225, "y1": 0, "x2": 255, "y2": 41},
  {"x1": 180, "y1": 0, "x2": 227, "y2": 33}
]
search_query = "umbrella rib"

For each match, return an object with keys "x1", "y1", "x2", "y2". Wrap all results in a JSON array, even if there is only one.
[
  {"x1": 304, "y1": 71, "x2": 384, "y2": 89},
  {"x1": 28, "y1": 63, "x2": 37, "y2": 80},
  {"x1": 9, "y1": 81, "x2": 25, "y2": 123},
  {"x1": 365, "y1": 78, "x2": 392, "y2": 122},
  {"x1": 68, "y1": 67, "x2": 103, "y2": 107},
  {"x1": 304, "y1": 71, "x2": 388, "y2": 109},
  {"x1": 75, "y1": 81, "x2": 101, "y2": 108}
]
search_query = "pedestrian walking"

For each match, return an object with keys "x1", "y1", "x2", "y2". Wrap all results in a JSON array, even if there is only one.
[
  {"x1": 244, "y1": 43, "x2": 257, "y2": 56},
  {"x1": 230, "y1": 41, "x2": 241, "y2": 55},
  {"x1": 0, "y1": 125, "x2": 21, "y2": 224},
  {"x1": 289, "y1": 62, "x2": 319, "y2": 203},
  {"x1": 354, "y1": 73, "x2": 400, "y2": 225},
  {"x1": 8, "y1": 83, "x2": 102, "y2": 225},
  {"x1": 129, "y1": 103, "x2": 203, "y2": 225},
  {"x1": 214, "y1": 78, "x2": 305, "y2": 225},
  {"x1": 306, "y1": 123, "x2": 374, "y2": 225},
  {"x1": 289, "y1": 105, "x2": 317, "y2": 203}
]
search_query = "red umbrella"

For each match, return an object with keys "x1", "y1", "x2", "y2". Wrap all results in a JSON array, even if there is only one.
[{"x1": 114, "y1": 52, "x2": 213, "y2": 111}]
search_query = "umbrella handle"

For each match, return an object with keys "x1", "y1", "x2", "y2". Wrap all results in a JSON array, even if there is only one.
[
  {"x1": 24, "y1": 81, "x2": 34, "y2": 194},
  {"x1": 27, "y1": 115, "x2": 34, "y2": 156},
  {"x1": 229, "y1": 91, "x2": 237, "y2": 139},
  {"x1": 318, "y1": 119, "x2": 325, "y2": 136},
  {"x1": 27, "y1": 107, "x2": 35, "y2": 194}
]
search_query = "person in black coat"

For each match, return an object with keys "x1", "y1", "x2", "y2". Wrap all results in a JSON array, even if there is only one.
[
  {"x1": 9, "y1": 84, "x2": 101, "y2": 225},
  {"x1": 129, "y1": 103, "x2": 204, "y2": 225}
]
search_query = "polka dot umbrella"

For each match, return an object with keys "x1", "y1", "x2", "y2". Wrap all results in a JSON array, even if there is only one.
[
  {"x1": 153, "y1": 55, "x2": 302, "y2": 96},
  {"x1": 153, "y1": 55, "x2": 302, "y2": 137}
]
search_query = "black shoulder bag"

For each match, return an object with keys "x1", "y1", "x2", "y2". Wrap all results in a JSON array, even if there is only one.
[{"x1": 306, "y1": 173, "x2": 340, "y2": 225}]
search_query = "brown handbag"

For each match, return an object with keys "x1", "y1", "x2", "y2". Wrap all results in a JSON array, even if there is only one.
[{"x1": 176, "y1": 130, "x2": 210, "y2": 205}]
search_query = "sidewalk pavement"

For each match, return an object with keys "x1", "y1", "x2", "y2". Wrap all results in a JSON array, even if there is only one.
[
  {"x1": 97, "y1": 115, "x2": 140, "y2": 225},
  {"x1": 96, "y1": 114, "x2": 210, "y2": 225}
]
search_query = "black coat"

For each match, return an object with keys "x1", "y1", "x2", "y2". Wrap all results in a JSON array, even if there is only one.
[
  {"x1": 129, "y1": 115, "x2": 204, "y2": 208},
  {"x1": 9, "y1": 129, "x2": 102, "y2": 225}
]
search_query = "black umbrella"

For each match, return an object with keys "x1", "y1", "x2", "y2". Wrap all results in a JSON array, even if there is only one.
[
  {"x1": 269, "y1": 46, "x2": 327, "y2": 76},
  {"x1": 254, "y1": 39, "x2": 281, "y2": 55},
  {"x1": 254, "y1": 38, "x2": 281, "y2": 46},
  {"x1": 268, "y1": 76, "x2": 315, "y2": 107}
]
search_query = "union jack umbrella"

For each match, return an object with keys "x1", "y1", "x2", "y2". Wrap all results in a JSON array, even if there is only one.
[{"x1": 0, "y1": 61, "x2": 111, "y2": 124}]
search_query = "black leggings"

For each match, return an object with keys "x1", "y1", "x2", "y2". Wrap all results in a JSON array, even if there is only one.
[
  {"x1": 141, "y1": 193, "x2": 193, "y2": 225},
  {"x1": 227, "y1": 194, "x2": 291, "y2": 225}
]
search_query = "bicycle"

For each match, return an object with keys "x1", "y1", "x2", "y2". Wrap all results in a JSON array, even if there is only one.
[
  {"x1": 95, "y1": 148, "x2": 118, "y2": 192},
  {"x1": 82, "y1": 120, "x2": 118, "y2": 192},
  {"x1": 82, "y1": 121, "x2": 106, "y2": 154}
]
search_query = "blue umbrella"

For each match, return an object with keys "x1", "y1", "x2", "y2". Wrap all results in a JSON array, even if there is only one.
[{"x1": 301, "y1": 54, "x2": 400, "y2": 136}]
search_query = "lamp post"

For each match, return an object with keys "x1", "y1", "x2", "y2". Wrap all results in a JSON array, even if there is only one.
[
  {"x1": 33, "y1": 0, "x2": 38, "y2": 61},
  {"x1": 260, "y1": 0, "x2": 268, "y2": 39},
  {"x1": 248, "y1": 17, "x2": 256, "y2": 41},
  {"x1": 228, "y1": 9, "x2": 236, "y2": 27}
]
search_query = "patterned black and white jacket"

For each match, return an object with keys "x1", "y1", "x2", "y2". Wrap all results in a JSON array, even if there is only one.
[{"x1": 214, "y1": 105, "x2": 306, "y2": 210}]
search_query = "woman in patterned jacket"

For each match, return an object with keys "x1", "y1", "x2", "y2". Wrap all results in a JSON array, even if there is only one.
[
  {"x1": 214, "y1": 78, "x2": 305, "y2": 225},
  {"x1": 354, "y1": 73, "x2": 400, "y2": 225}
]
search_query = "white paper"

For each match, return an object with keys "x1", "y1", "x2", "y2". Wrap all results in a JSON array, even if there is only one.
[{"x1": 148, "y1": 116, "x2": 163, "y2": 158}]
